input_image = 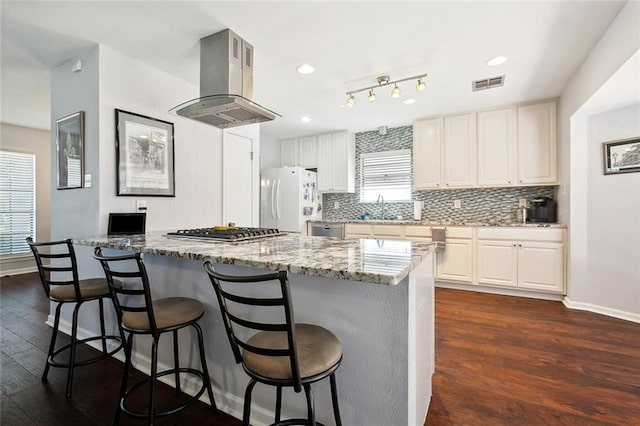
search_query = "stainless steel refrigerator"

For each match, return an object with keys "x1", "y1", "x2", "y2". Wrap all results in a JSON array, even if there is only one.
[{"x1": 260, "y1": 167, "x2": 319, "y2": 234}]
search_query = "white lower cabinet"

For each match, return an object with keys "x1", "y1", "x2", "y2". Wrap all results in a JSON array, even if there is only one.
[
  {"x1": 435, "y1": 227, "x2": 473, "y2": 283},
  {"x1": 338, "y1": 222, "x2": 565, "y2": 295},
  {"x1": 475, "y1": 228, "x2": 565, "y2": 293}
]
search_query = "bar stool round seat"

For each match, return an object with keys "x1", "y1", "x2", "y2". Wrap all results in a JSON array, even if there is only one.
[
  {"x1": 27, "y1": 237, "x2": 124, "y2": 398},
  {"x1": 94, "y1": 248, "x2": 216, "y2": 425},
  {"x1": 244, "y1": 324, "x2": 342, "y2": 380},
  {"x1": 122, "y1": 297, "x2": 204, "y2": 331}
]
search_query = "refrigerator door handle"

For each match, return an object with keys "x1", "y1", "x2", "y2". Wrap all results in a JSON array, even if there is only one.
[
  {"x1": 276, "y1": 179, "x2": 281, "y2": 219},
  {"x1": 271, "y1": 179, "x2": 277, "y2": 219}
]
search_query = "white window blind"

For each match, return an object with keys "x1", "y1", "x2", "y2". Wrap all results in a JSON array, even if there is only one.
[
  {"x1": 360, "y1": 149, "x2": 412, "y2": 202},
  {"x1": 0, "y1": 151, "x2": 36, "y2": 255}
]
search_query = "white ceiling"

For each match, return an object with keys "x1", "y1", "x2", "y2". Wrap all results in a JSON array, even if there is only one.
[{"x1": 0, "y1": 1, "x2": 627, "y2": 141}]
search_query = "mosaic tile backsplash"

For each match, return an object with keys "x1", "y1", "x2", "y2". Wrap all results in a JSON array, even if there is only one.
[{"x1": 322, "y1": 125, "x2": 557, "y2": 223}]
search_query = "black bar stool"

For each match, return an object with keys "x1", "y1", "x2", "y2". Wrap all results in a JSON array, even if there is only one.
[
  {"x1": 94, "y1": 248, "x2": 216, "y2": 425},
  {"x1": 203, "y1": 261, "x2": 343, "y2": 426},
  {"x1": 26, "y1": 237, "x2": 124, "y2": 398}
]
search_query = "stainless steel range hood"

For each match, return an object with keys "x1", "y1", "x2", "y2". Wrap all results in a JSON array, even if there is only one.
[{"x1": 170, "y1": 29, "x2": 279, "y2": 129}]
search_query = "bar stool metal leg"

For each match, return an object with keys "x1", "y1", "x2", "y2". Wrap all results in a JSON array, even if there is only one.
[
  {"x1": 149, "y1": 335, "x2": 160, "y2": 426},
  {"x1": 303, "y1": 383, "x2": 316, "y2": 426},
  {"x1": 43, "y1": 303, "x2": 63, "y2": 382},
  {"x1": 193, "y1": 322, "x2": 217, "y2": 413},
  {"x1": 65, "y1": 302, "x2": 82, "y2": 398},
  {"x1": 115, "y1": 335, "x2": 133, "y2": 425},
  {"x1": 330, "y1": 373, "x2": 342, "y2": 426},
  {"x1": 275, "y1": 386, "x2": 283, "y2": 424},
  {"x1": 173, "y1": 330, "x2": 180, "y2": 393},
  {"x1": 243, "y1": 378, "x2": 257, "y2": 426}
]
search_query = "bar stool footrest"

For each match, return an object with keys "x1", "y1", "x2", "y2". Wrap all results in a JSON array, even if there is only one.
[
  {"x1": 270, "y1": 420, "x2": 328, "y2": 426},
  {"x1": 48, "y1": 335, "x2": 123, "y2": 368},
  {"x1": 121, "y1": 367, "x2": 208, "y2": 419}
]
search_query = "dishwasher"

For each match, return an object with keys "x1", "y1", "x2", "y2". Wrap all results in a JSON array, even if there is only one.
[{"x1": 311, "y1": 223, "x2": 344, "y2": 238}]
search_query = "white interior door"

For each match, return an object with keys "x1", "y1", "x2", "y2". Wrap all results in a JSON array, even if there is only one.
[{"x1": 223, "y1": 132, "x2": 254, "y2": 227}]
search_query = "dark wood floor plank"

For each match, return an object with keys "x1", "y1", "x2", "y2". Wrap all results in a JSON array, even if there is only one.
[{"x1": 2, "y1": 273, "x2": 640, "y2": 425}]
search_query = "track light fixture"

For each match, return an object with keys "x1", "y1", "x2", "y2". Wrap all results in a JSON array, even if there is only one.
[{"x1": 345, "y1": 73, "x2": 427, "y2": 106}]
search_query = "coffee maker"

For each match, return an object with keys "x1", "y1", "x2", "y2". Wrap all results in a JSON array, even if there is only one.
[{"x1": 527, "y1": 197, "x2": 557, "y2": 223}]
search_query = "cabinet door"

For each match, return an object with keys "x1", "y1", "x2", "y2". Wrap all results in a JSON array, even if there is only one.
[
  {"x1": 316, "y1": 134, "x2": 333, "y2": 191},
  {"x1": 475, "y1": 240, "x2": 518, "y2": 287},
  {"x1": 281, "y1": 139, "x2": 298, "y2": 167},
  {"x1": 372, "y1": 225, "x2": 404, "y2": 239},
  {"x1": 477, "y1": 108, "x2": 517, "y2": 186},
  {"x1": 443, "y1": 113, "x2": 476, "y2": 187},
  {"x1": 436, "y1": 239, "x2": 473, "y2": 282},
  {"x1": 330, "y1": 132, "x2": 349, "y2": 192},
  {"x1": 517, "y1": 102, "x2": 557, "y2": 184},
  {"x1": 517, "y1": 241, "x2": 564, "y2": 292},
  {"x1": 298, "y1": 136, "x2": 317, "y2": 168},
  {"x1": 413, "y1": 118, "x2": 442, "y2": 189}
]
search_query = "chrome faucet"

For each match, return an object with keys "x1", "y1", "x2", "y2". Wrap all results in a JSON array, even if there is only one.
[{"x1": 376, "y1": 194, "x2": 385, "y2": 220}]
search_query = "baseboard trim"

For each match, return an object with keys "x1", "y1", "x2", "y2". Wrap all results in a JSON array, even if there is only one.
[
  {"x1": 435, "y1": 281, "x2": 565, "y2": 301},
  {"x1": 562, "y1": 297, "x2": 640, "y2": 324},
  {"x1": 48, "y1": 316, "x2": 274, "y2": 426}
]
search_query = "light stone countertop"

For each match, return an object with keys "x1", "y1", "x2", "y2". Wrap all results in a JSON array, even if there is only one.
[
  {"x1": 311, "y1": 219, "x2": 567, "y2": 228},
  {"x1": 74, "y1": 232, "x2": 435, "y2": 286}
]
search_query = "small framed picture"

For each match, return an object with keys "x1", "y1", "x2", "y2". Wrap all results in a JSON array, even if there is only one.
[
  {"x1": 115, "y1": 109, "x2": 175, "y2": 196},
  {"x1": 56, "y1": 111, "x2": 84, "y2": 189},
  {"x1": 603, "y1": 137, "x2": 640, "y2": 175}
]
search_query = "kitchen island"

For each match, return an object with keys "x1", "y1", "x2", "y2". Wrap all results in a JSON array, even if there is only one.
[{"x1": 68, "y1": 232, "x2": 435, "y2": 426}]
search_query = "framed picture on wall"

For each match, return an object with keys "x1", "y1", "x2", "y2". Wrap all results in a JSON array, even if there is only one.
[
  {"x1": 115, "y1": 109, "x2": 175, "y2": 196},
  {"x1": 56, "y1": 111, "x2": 84, "y2": 189},
  {"x1": 603, "y1": 136, "x2": 640, "y2": 175}
]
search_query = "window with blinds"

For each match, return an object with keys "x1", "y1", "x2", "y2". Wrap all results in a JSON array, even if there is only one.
[
  {"x1": 360, "y1": 149, "x2": 412, "y2": 202},
  {"x1": 0, "y1": 151, "x2": 36, "y2": 255}
]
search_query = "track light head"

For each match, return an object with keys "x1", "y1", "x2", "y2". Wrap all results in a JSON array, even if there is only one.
[
  {"x1": 391, "y1": 84, "x2": 401, "y2": 98},
  {"x1": 416, "y1": 78, "x2": 426, "y2": 92},
  {"x1": 368, "y1": 89, "x2": 376, "y2": 102},
  {"x1": 346, "y1": 94, "x2": 355, "y2": 107}
]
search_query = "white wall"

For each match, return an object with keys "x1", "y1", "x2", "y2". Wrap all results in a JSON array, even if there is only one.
[
  {"x1": 50, "y1": 45, "x2": 226, "y2": 238},
  {"x1": 98, "y1": 45, "x2": 224, "y2": 233},
  {"x1": 585, "y1": 105, "x2": 640, "y2": 316},
  {"x1": 0, "y1": 123, "x2": 51, "y2": 274},
  {"x1": 559, "y1": 1, "x2": 640, "y2": 321}
]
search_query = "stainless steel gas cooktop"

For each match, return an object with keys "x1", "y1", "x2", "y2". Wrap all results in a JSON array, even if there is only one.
[{"x1": 164, "y1": 227, "x2": 284, "y2": 242}]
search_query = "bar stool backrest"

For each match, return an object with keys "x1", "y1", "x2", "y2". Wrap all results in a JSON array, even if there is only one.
[
  {"x1": 27, "y1": 237, "x2": 82, "y2": 300},
  {"x1": 93, "y1": 248, "x2": 158, "y2": 332},
  {"x1": 203, "y1": 261, "x2": 302, "y2": 392}
]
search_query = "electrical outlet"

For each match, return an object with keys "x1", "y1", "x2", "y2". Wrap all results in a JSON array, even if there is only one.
[
  {"x1": 333, "y1": 201, "x2": 339, "y2": 209},
  {"x1": 453, "y1": 200, "x2": 461, "y2": 209},
  {"x1": 136, "y1": 200, "x2": 147, "y2": 211},
  {"x1": 519, "y1": 198, "x2": 528, "y2": 208}
]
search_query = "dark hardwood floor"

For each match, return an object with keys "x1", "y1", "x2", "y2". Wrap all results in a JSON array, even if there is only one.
[{"x1": 2, "y1": 272, "x2": 639, "y2": 425}]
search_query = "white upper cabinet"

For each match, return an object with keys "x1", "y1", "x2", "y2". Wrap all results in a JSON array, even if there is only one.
[
  {"x1": 415, "y1": 99, "x2": 558, "y2": 190},
  {"x1": 317, "y1": 131, "x2": 355, "y2": 193},
  {"x1": 413, "y1": 118, "x2": 443, "y2": 189},
  {"x1": 517, "y1": 101, "x2": 558, "y2": 184},
  {"x1": 477, "y1": 107, "x2": 517, "y2": 186},
  {"x1": 298, "y1": 136, "x2": 317, "y2": 168},
  {"x1": 280, "y1": 138, "x2": 298, "y2": 167},
  {"x1": 443, "y1": 113, "x2": 476, "y2": 187}
]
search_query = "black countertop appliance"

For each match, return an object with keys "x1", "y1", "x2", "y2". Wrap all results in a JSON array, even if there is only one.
[{"x1": 527, "y1": 197, "x2": 557, "y2": 223}]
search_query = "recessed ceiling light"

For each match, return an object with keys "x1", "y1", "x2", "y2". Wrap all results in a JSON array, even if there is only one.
[
  {"x1": 300, "y1": 116, "x2": 311, "y2": 123},
  {"x1": 403, "y1": 98, "x2": 416, "y2": 105},
  {"x1": 296, "y1": 64, "x2": 314, "y2": 74},
  {"x1": 487, "y1": 56, "x2": 508, "y2": 66}
]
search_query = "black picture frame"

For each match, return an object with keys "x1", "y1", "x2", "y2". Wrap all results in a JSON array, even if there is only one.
[
  {"x1": 603, "y1": 136, "x2": 640, "y2": 175},
  {"x1": 56, "y1": 111, "x2": 84, "y2": 189},
  {"x1": 115, "y1": 109, "x2": 175, "y2": 196}
]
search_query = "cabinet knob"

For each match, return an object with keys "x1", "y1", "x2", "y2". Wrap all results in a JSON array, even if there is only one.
[
  {"x1": 518, "y1": 244, "x2": 522, "y2": 247},
  {"x1": 513, "y1": 244, "x2": 516, "y2": 247},
  {"x1": 508, "y1": 180, "x2": 512, "y2": 184}
]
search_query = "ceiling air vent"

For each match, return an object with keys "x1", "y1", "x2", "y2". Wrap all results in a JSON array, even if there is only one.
[{"x1": 472, "y1": 75, "x2": 505, "y2": 92}]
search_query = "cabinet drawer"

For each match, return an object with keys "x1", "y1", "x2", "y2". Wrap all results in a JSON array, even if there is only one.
[
  {"x1": 477, "y1": 227, "x2": 564, "y2": 242},
  {"x1": 344, "y1": 223, "x2": 372, "y2": 236},
  {"x1": 404, "y1": 226, "x2": 432, "y2": 238},
  {"x1": 433, "y1": 226, "x2": 473, "y2": 239},
  {"x1": 372, "y1": 225, "x2": 404, "y2": 237}
]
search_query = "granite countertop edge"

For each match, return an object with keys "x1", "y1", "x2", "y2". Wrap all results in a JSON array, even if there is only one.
[{"x1": 74, "y1": 233, "x2": 436, "y2": 286}]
